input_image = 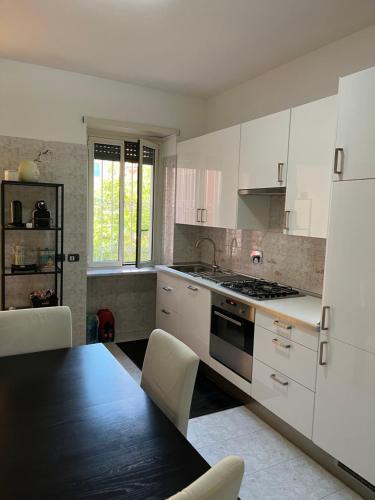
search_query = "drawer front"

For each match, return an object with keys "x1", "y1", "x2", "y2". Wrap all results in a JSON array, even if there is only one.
[
  {"x1": 252, "y1": 358, "x2": 315, "y2": 438},
  {"x1": 254, "y1": 325, "x2": 317, "y2": 390},
  {"x1": 155, "y1": 301, "x2": 180, "y2": 340},
  {"x1": 255, "y1": 310, "x2": 318, "y2": 351},
  {"x1": 156, "y1": 274, "x2": 181, "y2": 313}
]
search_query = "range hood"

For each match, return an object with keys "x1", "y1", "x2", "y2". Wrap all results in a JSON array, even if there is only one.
[{"x1": 238, "y1": 187, "x2": 286, "y2": 196}]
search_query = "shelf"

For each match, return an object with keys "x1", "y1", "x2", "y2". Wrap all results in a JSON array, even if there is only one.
[
  {"x1": 3, "y1": 267, "x2": 62, "y2": 276},
  {"x1": 1, "y1": 180, "x2": 64, "y2": 188},
  {"x1": 2, "y1": 226, "x2": 62, "y2": 231}
]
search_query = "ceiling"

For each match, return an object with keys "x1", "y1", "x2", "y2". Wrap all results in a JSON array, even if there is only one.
[{"x1": 1, "y1": 0, "x2": 375, "y2": 97}]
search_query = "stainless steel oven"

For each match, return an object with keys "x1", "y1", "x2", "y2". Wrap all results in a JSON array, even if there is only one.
[{"x1": 210, "y1": 292, "x2": 255, "y2": 382}]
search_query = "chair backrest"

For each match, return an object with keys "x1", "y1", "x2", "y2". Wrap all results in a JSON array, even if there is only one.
[
  {"x1": 141, "y1": 329, "x2": 199, "y2": 436},
  {"x1": 168, "y1": 456, "x2": 245, "y2": 500},
  {"x1": 0, "y1": 306, "x2": 72, "y2": 357}
]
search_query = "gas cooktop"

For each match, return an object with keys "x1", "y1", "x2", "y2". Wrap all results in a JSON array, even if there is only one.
[{"x1": 219, "y1": 276, "x2": 303, "y2": 301}]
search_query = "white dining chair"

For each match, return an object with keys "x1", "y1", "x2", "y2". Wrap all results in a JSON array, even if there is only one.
[
  {"x1": 0, "y1": 306, "x2": 72, "y2": 357},
  {"x1": 141, "y1": 328, "x2": 199, "y2": 436},
  {"x1": 168, "y1": 455, "x2": 245, "y2": 500}
]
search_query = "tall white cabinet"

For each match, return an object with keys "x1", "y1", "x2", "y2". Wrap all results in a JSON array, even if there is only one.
[
  {"x1": 313, "y1": 68, "x2": 375, "y2": 487},
  {"x1": 238, "y1": 109, "x2": 290, "y2": 190},
  {"x1": 284, "y1": 96, "x2": 337, "y2": 238},
  {"x1": 176, "y1": 125, "x2": 240, "y2": 229},
  {"x1": 334, "y1": 66, "x2": 375, "y2": 181}
]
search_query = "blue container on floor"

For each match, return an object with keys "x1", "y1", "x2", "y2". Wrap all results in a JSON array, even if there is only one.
[{"x1": 86, "y1": 313, "x2": 99, "y2": 344}]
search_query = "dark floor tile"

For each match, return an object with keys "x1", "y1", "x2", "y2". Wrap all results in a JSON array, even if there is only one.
[{"x1": 117, "y1": 339, "x2": 242, "y2": 418}]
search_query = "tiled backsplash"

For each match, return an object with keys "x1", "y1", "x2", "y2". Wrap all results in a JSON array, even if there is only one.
[{"x1": 174, "y1": 224, "x2": 326, "y2": 295}]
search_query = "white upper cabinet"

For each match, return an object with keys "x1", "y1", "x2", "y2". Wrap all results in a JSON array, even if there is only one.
[
  {"x1": 284, "y1": 96, "x2": 337, "y2": 238},
  {"x1": 239, "y1": 109, "x2": 290, "y2": 190},
  {"x1": 313, "y1": 334, "x2": 375, "y2": 486},
  {"x1": 176, "y1": 125, "x2": 240, "y2": 229},
  {"x1": 322, "y1": 178, "x2": 375, "y2": 354},
  {"x1": 334, "y1": 66, "x2": 375, "y2": 181},
  {"x1": 176, "y1": 136, "x2": 204, "y2": 226}
]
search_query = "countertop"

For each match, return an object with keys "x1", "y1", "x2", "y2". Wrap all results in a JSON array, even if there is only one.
[{"x1": 156, "y1": 265, "x2": 322, "y2": 332}]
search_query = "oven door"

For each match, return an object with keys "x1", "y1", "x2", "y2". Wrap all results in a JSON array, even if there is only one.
[{"x1": 210, "y1": 305, "x2": 254, "y2": 382}]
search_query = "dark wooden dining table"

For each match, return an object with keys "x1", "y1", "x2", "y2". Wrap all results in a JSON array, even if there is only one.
[{"x1": 0, "y1": 343, "x2": 210, "y2": 499}]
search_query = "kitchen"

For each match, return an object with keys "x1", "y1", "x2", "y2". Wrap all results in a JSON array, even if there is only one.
[{"x1": 1, "y1": 2, "x2": 375, "y2": 499}]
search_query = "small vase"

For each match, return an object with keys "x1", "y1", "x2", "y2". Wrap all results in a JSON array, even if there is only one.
[{"x1": 18, "y1": 160, "x2": 40, "y2": 182}]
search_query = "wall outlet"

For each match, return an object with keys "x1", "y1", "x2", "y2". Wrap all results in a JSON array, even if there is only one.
[
  {"x1": 250, "y1": 250, "x2": 263, "y2": 264},
  {"x1": 68, "y1": 253, "x2": 80, "y2": 262}
]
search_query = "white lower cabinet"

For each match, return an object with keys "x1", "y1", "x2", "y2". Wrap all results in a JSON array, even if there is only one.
[
  {"x1": 255, "y1": 310, "x2": 319, "y2": 351},
  {"x1": 254, "y1": 325, "x2": 317, "y2": 391},
  {"x1": 253, "y1": 310, "x2": 318, "y2": 438},
  {"x1": 179, "y1": 282, "x2": 211, "y2": 362},
  {"x1": 313, "y1": 333, "x2": 375, "y2": 485},
  {"x1": 156, "y1": 273, "x2": 211, "y2": 362},
  {"x1": 252, "y1": 358, "x2": 315, "y2": 438},
  {"x1": 155, "y1": 301, "x2": 181, "y2": 340}
]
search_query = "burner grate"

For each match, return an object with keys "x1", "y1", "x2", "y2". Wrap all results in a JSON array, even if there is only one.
[{"x1": 220, "y1": 278, "x2": 303, "y2": 301}]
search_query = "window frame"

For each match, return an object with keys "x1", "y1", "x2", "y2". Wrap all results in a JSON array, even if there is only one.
[{"x1": 87, "y1": 136, "x2": 158, "y2": 268}]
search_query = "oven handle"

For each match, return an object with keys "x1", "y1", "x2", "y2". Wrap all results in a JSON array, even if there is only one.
[{"x1": 213, "y1": 310, "x2": 243, "y2": 327}]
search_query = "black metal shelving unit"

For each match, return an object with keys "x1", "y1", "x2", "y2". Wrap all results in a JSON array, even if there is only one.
[{"x1": 1, "y1": 180, "x2": 64, "y2": 310}]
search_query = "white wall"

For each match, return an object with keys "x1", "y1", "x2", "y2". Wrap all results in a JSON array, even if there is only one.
[
  {"x1": 0, "y1": 59, "x2": 207, "y2": 144},
  {"x1": 206, "y1": 24, "x2": 375, "y2": 132}
]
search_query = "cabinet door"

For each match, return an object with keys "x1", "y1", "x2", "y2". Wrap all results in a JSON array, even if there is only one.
[
  {"x1": 239, "y1": 109, "x2": 290, "y2": 190},
  {"x1": 322, "y1": 179, "x2": 375, "y2": 354},
  {"x1": 201, "y1": 125, "x2": 240, "y2": 229},
  {"x1": 176, "y1": 139, "x2": 204, "y2": 225},
  {"x1": 313, "y1": 334, "x2": 375, "y2": 485},
  {"x1": 179, "y1": 282, "x2": 211, "y2": 362},
  {"x1": 334, "y1": 66, "x2": 375, "y2": 181},
  {"x1": 155, "y1": 302, "x2": 181, "y2": 340},
  {"x1": 285, "y1": 96, "x2": 337, "y2": 238}
]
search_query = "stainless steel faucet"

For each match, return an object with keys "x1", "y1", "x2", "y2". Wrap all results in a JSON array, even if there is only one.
[{"x1": 195, "y1": 237, "x2": 219, "y2": 272}]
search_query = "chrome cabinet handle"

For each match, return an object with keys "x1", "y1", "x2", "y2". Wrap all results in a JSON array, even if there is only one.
[
  {"x1": 272, "y1": 338, "x2": 291, "y2": 349},
  {"x1": 201, "y1": 208, "x2": 207, "y2": 223},
  {"x1": 333, "y1": 147, "x2": 343, "y2": 174},
  {"x1": 284, "y1": 210, "x2": 291, "y2": 231},
  {"x1": 270, "y1": 373, "x2": 289, "y2": 386},
  {"x1": 273, "y1": 320, "x2": 292, "y2": 331},
  {"x1": 162, "y1": 286, "x2": 172, "y2": 292},
  {"x1": 187, "y1": 285, "x2": 199, "y2": 291},
  {"x1": 214, "y1": 310, "x2": 242, "y2": 327},
  {"x1": 161, "y1": 309, "x2": 170, "y2": 315},
  {"x1": 277, "y1": 163, "x2": 284, "y2": 184},
  {"x1": 196, "y1": 208, "x2": 202, "y2": 223},
  {"x1": 321, "y1": 306, "x2": 330, "y2": 331},
  {"x1": 319, "y1": 341, "x2": 328, "y2": 365}
]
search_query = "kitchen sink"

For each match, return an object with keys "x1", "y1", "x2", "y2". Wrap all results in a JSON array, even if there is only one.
[{"x1": 168, "y1": 263, "x2": 236, "y2": 282}]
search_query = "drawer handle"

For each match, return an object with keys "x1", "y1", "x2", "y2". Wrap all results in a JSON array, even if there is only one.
[
  {"x1": 272, "y1": 338, "x2": 291, "y2": 349},
  {"x1": 196, "y1": 208, "x2": 202, "y2": 223},
  {"x1": 187, "y1": 285, "x2": 199, "y2": 291},
  {"x1": 273, "y1": 320, "x2": 292, "y2": 331},
  {"x1": 161, "y1": 309, "x2": 170, "y2": 315},
  {"x1": 333, "y1": 147, "x2": 343, "y2": 175},
  {"x1": 321, "y1": 306, "x2": 330, "y2": 331},
  {"x1": 270, "y1": 373, "x2": 289, "y2": 386},
  {"x1": 319, "y1": 341, "x2": 328, "y2": 366},
  {"x1": 162, "y1": 286, "x2": 173, "y2": 292},
  {"x1": 277, "y1": 163, "x2": 284, "y2": 184}
]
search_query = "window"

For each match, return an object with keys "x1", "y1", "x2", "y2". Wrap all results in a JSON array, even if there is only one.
[{"x1": 88, "y1": 138, "x2": 158, "y2": 267}]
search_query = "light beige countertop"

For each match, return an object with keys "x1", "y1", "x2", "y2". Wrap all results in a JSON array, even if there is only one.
[{"x1": 156, "y1": 265, "x2": 322, "y2": 332}]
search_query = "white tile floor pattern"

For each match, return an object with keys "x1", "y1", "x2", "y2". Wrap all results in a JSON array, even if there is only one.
[{"x1": 106, "y1": 344, "x2": 362, "y2": 500}]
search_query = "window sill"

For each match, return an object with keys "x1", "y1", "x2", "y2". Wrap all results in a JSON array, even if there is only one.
[{"x1": 87, "y1": 266, "x2": 157, "y2": 278}]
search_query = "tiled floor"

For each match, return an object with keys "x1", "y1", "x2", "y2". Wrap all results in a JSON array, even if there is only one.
[{"x1": 106, "y1": 344, "x2": 362, "y2": 500}]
